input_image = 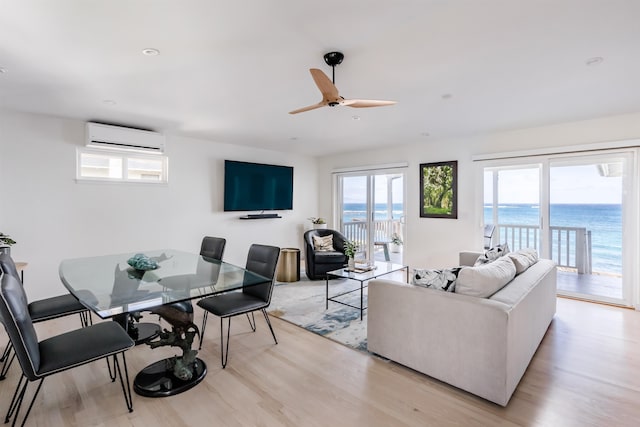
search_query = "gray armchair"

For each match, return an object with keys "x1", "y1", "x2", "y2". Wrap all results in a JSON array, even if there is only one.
[{"x1": 304, "y1": 229, "x2": 348, "y2": 280}]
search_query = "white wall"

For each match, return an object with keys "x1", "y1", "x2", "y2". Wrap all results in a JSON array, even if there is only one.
[
  {"x1": 0, "y1": 111, "x2": 317, "y2": 301},
  {"x1": 318, "y1": 112, "x2": 640, "y2": 275}
]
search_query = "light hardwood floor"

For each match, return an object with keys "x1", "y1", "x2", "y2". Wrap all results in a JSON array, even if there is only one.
[{"x1": 1, "y1": 297, "x2": 639, "y2": 426}]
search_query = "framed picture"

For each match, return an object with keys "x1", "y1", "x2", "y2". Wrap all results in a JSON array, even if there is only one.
[{"x1": 420, "y1": 161, "x2": 458, "y2": 219}]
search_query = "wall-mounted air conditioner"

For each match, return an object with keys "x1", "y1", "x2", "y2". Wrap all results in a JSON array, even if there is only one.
[{"x1": 86, "y1": 122, "x2": 165, "y2": 153}]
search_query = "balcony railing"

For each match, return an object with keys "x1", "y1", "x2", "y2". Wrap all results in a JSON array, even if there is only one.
[
  {"x1": 495, "y1": 224, "x2": 592, "y2": 274},
  {"x1": 342, "y1": 219, "x2": 402, "y2": 246}
]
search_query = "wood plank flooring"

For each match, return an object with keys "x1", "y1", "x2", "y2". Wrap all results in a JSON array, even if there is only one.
[{"x1": 1, "y1": 297, "x2": 639, "y2": 426}]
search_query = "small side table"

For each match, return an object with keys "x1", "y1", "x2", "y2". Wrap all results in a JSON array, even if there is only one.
[
  {"x1": 15, "y1": 262, "x2": 27, "y2": 283},
  {"x1": 276, "y1": 248, "x2": 300, "y2": 282}
]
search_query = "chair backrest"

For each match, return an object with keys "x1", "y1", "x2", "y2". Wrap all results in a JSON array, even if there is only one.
[
  {"x1": 484, "y1": 224, "x2": 496, "y2": 249},
  {"x1": 200, "y1": 236, "x2": 226, "y2": 261},
  {"x1": 0, "y1": 271, "x2": 40, "y2": 381},
  {"x1": 303, "y1": 229, "x2": 347, "y2": 254},
  {"x1": 243, "y1": 244, "x2": 280, "y2": 303},
  {"x1": 0, "y1": 251, "x2": 21, "y2": 282}
]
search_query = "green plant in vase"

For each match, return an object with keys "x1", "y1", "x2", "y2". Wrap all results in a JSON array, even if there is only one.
[
  {"x1": 344, "y1": 240, "x2": 358, "y2": 270},
  {"x1": 0, "y1": 232, "x2": 16, "y2": 255}
]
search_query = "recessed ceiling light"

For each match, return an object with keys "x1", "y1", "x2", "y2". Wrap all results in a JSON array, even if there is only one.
[
  {"x1": 352, "y1": 115, "x2": 361, "y2": 121},
  {"x1": 142, "y1": 48, "x2": 160, "y2": 56},
  {"x1": 102, "y1": 99, "x2": 117, "y2": 105},
  {"x1": 585, "y1": 57, "x2": 604, "y2": 66},
  {"x1": 441, "y1": 93, "x2": 453, "y2": 100}
]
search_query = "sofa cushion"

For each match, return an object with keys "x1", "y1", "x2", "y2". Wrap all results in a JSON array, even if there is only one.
[
  {"x1": 507, "y1": 248, "x2": 539, "y2": 274},
  {"x1": 456, "y1": 256, "x2": 517, "y2": 298},
  {"x1": 412, "y1": 267, "x2": 461, "y2": 292},
  {"x1": 474, "y1": 243, "x2": 510, "y2": 266},
  {"x1": 313, "y1": 251, "x2": 346, "y2": 265},
  {"x1": 312, "y1": 234, "x2": 334, "y2": 252}
]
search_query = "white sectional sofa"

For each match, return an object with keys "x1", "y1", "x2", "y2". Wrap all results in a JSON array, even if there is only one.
[{"x1": 367, "y1": 250, "x2": 557, "y2": 406}]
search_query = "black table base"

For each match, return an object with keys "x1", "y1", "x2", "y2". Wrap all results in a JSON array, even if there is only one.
[
  {"x1": 133, "y1": 357, "x2": 207, "y2": 397},
  {"x1": 131, "y1": 322, "x2": 161, "y2": 345}
]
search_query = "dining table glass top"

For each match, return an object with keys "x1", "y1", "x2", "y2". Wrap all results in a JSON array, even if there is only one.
[{"x1": 59, "y1": 249, "x2": 270, "y2": 319}]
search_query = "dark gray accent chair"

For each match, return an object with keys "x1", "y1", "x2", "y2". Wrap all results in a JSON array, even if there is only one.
[
  {"x1": 304, "y1": 229, "x2": 348, "y2": 280},
  {"x1": 0, "y1": 252, "x2": 95, "y2": 380},
  {"x1": 0, "y1": 271, "x2": 135, "y2": 427},
  {"x1": 197, "y1": 244, "x2": 280, "y2": 368}
]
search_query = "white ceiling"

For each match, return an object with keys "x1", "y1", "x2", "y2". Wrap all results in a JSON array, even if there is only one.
[{"x1": 1, "y1": 1, "x2": 640, "y2": 157}]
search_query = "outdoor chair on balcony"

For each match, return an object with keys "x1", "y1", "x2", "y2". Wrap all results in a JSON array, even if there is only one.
[
  {"x1": 304, "y1": 229, "x2": 348, "y2": 280},
  {"x1": 484, "y1": 224, "x2": 496, "y2": 249}
]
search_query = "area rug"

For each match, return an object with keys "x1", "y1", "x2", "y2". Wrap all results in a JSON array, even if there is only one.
[{"x1": 268, "y1": 276, "x2": 369, "y2": 352}]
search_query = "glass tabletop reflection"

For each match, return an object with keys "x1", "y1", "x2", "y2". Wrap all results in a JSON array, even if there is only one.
[{"x1": 59, "y1": 249, "x2": 270, "y2": 318}]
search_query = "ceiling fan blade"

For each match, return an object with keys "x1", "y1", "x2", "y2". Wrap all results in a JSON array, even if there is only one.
[
  {"x1": 309, "y1": 68, "x2": 340, "y2": 100},
  {"x1": 288, "y1": 102, "x2": 327, "y2": 115},
  {"x1": 343, "y1": 99, "x2": 397, "y2": 108}
]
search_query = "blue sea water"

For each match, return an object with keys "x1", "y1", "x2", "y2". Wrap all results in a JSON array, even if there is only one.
[
  {"x1": 485, "y1": 204, "x2": 622, "y2": 274},
  {"x1": 341, "y1": 203, "x2": 622, "y2": 274}
]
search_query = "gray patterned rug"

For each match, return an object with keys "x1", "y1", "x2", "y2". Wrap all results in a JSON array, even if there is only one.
[{"x1": 268, "y1": 276, "x2": 368, "y2": 352}]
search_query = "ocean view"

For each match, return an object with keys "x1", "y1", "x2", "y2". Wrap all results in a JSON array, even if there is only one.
[{"x1": 341, "y1": 203, "x2": 622, "y2": 274}]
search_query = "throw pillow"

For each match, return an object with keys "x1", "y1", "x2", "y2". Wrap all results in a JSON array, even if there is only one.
[
  {"x1": 413, "y1": 267, "x2": 461, "y2": 292},
  {"x1": 474, "y1": 243, "x2": 510, "y2": 266},
  {"x1": 312, "y1": 234, "x2": 334, "y2": 252},
  {"x1": 507, "y1": 248, "x2": 539, "y2": 274},
  {"x1": 455, "y1": 256, "x2": 517, "y2": 298}
]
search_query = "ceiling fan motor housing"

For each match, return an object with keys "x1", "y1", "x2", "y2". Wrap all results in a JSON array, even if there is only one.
[{"x1": 323, "y1": 52, "x2": 344, "y2": 67}]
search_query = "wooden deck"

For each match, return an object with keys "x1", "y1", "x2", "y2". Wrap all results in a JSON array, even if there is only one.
[{"x1": 557, "y1": 269, "x2": 622, "y2": 301}]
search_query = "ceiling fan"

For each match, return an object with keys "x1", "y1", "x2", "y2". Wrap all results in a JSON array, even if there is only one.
[{"x1": 289, "y1": 51, "x2": 397, "y2": 114}]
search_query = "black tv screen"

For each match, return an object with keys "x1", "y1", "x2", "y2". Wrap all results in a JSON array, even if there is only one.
[{"x1": 224, "y1": 160, "x2": 294, "y2": 211}]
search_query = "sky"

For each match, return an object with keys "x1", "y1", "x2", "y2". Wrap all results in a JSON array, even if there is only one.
[{"x1": 484, "y1": 164, "x2": 623, "y2": 204}]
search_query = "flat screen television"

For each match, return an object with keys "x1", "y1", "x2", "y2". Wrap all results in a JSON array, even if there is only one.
[{"x1": 223, "y1": 160, "x2": 294, "y2": 212}]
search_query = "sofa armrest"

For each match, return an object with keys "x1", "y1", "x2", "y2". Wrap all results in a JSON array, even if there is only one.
[{"x1": 459, "y1": 251, "x2": 483, "y2": 266}]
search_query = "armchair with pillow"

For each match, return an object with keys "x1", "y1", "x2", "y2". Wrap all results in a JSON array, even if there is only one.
[{"x1": 303, "y1": 229, "x2": 348, "y2": 280}]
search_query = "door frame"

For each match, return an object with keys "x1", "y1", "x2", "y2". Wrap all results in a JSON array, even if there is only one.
[{"x1": 476, "y1": 148, "x2": 638, "y2": 307}]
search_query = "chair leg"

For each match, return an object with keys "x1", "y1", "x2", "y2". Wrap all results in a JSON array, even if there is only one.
[
  {"x1": 220, "y1": 317, "x2": 231, "y2": 369},
  {"x1": 246, "y1": 312, "x2": 256, "y2": 332},
  {"x1": 79, "y1": 310, "x2": 92, "y2": 327},
  {"x1": 5, "y1": 374, "x2": 44, "y2": 427},
  {"x1": 112, "y1": 352, "x2": 133, "y2": 413},
  {"x1": 0, "y1": 343, "x2": 15, "y2": 380},
  {"x1": 106, "y1": 355, "x2": 116, "y2": 381},
  {"x1": 261, "y1": 309, "x2": 278, "y2": 345},
  {"x1": 0, "y1": 340, "x2": 11, "y2": 362},
  {"x1": 199, "y1": 311, "x2": 209, "y2": 350}
]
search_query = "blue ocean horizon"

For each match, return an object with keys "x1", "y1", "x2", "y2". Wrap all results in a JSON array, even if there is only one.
[{"x1": 341, "y1": 202, "x2": 622, "y2": 274}]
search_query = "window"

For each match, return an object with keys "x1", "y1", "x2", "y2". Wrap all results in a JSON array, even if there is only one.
[{"x1": 77, "y1": 148, "x2": 168, "y2": 183}]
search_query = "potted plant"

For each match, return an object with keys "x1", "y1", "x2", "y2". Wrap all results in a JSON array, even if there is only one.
[
  {"x1": 344, "y1": 239, "x2": 358, "y2": 270},
  {"x1": 308, "y1": 217, "x2": 327, "y2": 229},
  {"x1": 0, "y1": 233, "x2": 16, "y2": 256},
  {"x1": 390, "y1": 233, "x2": 403, "y2": 253}
]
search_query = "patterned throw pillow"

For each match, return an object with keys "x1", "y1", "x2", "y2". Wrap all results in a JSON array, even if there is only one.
[
  {"x1": 413, "y1": 267, "x2": 461, "y2": 292},
  {"x1": 474, "y1": 243, "x2": 510, "y2": 266},
  {"x1": 312, "y1": 234, "x2": 334, "y2": 252}
]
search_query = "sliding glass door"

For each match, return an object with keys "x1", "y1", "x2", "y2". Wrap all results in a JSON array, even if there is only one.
[
  {"x1": 548, "y1": 155, "x2": 627, "y2": 302},
  {"x1": 337, "y1": 171, "x2": 405, "y2": 264},
  {"x1": 482, "y1": 151, "x2": 634, "y2": 306}
]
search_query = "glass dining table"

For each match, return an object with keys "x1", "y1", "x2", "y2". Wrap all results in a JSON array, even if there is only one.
[{"x1": 59, "y1": 249, "x2": 271, "y2": 397}]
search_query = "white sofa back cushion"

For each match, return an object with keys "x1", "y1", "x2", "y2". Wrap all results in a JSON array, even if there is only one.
[
  {"x1": 507, "y1": 248, "x2": 539, "y2": 274},
  {"x1": 456, "y1": 256, "x2": 517, "y2": 298}
]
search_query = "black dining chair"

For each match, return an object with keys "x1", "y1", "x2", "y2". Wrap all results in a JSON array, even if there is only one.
[
  {"x1": 200, "y1": 236, "x2": 227, "y2": 261},
  {"x1": 0, "y1": 271, "x2": 135, "y2": 427},
  {"x1": 197, "y1": 244, "x2": 280, "y2": 368},
  {"x1": 0, "y1": 252, "x2": 94, "y2": 380}
]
